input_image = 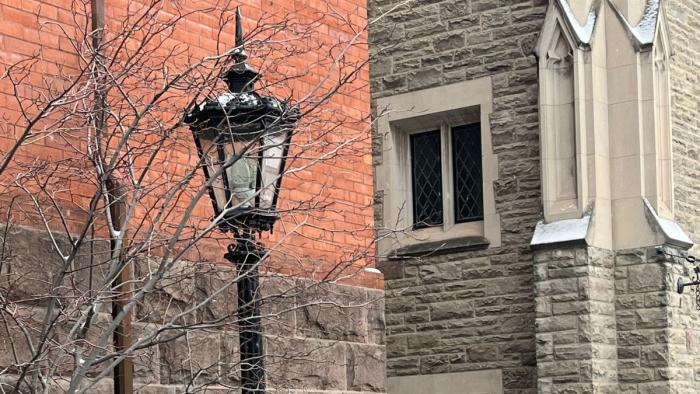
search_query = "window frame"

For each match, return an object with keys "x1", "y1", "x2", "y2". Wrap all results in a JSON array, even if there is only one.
[{"x1": 374, "y1": 77, "x2": 501, "y2": 255}]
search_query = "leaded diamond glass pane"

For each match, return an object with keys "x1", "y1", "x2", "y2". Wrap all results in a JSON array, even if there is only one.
[
  {"x1": 452, "y1": 123, "x2": 483, "y2": 223},
  {"x1": 410, "y1": 130, "x2": 443, "y2": 229}
]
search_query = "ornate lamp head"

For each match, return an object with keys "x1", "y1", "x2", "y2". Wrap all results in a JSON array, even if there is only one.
[{"x1": 185, "y1": 7, "x2": 299, "y2": 233}]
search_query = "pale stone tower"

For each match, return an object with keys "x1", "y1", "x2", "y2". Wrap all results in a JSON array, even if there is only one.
[{"x1": 370, "y1": 0, "x2": 700, "y2": 392}]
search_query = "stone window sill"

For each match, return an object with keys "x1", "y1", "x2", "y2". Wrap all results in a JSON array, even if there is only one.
[{"x1": 388, "y1": 236, "x2": 489, "y2": 259}]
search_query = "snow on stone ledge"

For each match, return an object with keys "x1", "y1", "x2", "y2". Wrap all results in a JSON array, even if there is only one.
[
  {"x1": 530, "y1": 214, "x2": 591, "y2": 248},
  {"x1": 608, "y1": 0, "x2": 660, "y2": 49},
  {"x1": 556, "y1": 0, "x2": 599, "y2": 46},
  {"x1": 643, "y1": 198, "x2": 694, "y2": 249}
]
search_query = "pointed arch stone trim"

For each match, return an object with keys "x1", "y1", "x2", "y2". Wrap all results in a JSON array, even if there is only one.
[{"x1": 536, "y1": 2, "x2": 596, "y2": 222}]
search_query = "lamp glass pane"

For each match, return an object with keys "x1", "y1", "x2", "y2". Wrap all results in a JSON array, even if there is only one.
[
  {"x1": 223, "y1": 136, "x2": 258, "y2": 209},
  {"x1": 258, "y1": 129, "x2": 286, "y2": 209},
  {"x1": 198, "y1": 130, "x2": 227, "y2": 214}
]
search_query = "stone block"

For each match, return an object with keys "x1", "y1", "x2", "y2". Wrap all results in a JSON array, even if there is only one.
[
  {"x1": 462, "y1": 263, "x2": 505, "y2": 280},
  {"x1": 258, "y1": 276, "x2": 298, "y2": 336},
  {"x1": 636, "y1": 382, "x2": 671, "y2": 394},
  {"x1": 552, "y1": 301, "x2": 589, "y2": 315},
  {"x1": 537, "y1": 360, "x2": 580, "y2": 377},
  {"x1": 219, "y1": 331, "x2": 240, "y2": 385},
  {"x1": 429, "y1": 300, "x2": 473, "y2": 321},
  {"x1": 635, "y1": 308, "x2": 666, "y2": 329},
  {"x1": 366, "y1": 290, "x2": 386, "y2": 345},
  {"x1": 536, "y1": 298, "x2": 552, "y2": 317},
  {"x1": 592, "y1": 343, "x2": 617, "y2": 360},
  {"x1": 159, "y1": 330, "x2": 221, "y2": 384},
  {"x1": 387, "y1": 357, "x2": 420, "y2": 375},
  {"x1": 404, "y1": 310, "x2": 429, "y2": 324},
  {"x1": 134, "y1": 385, "x2": 176, "y2": 394},
  {"x1": 618, "y1": 367, "x2": 653, "y2": 382},
  {"x1": 386, "y1": 295, "x2": 417, "y2": 315},
  {"x1": 387, "y1": 335, "x2": 407, "y2": 358},
  {"x1": 265, "y1": 337, "x2": 345, "y2": 391},
  {"x1": 295, "y1": 282, "x2": 368, "y2": 343},
  {"x1": 406, "y1": 333, "x2": 438, "y2": 352},
  {"x1": 616, "y1": 251, "x2": 647, "y2": 266},
  {"x1": 376, "y1": 260, "x2": 402, "y2": 280},
  {"x1": 618, "y1": 359, "x2": 640, "y2": 369},
  {"x1": 0, "y1": 305, "x2": 68, "y2": 373},
  {"x1": 644, "y1": 292, "x2": 670, "y2": 307},
  {"x1": 419, "y1": 262, "x2": 462, "y2": 284},
  {"x1": 497, "y1": 314, "x2": 534, "y2": 334},
  {"x1": 536, "y1": 334, "x2": 554, "y2": 361},
  {"x1": 0, "y1": 224, "x2": 110, "y2": 303},
  {"x1": 619, "y1": 331, "x2": 658, "y2": 347},
  {"x1": 433, "y1": 32, "x2": 465, "y2": 52},
  {"x1": 194, "y1": 264, "x2": 238, "y2": 322},
  {"x1": 407, "y1": 67, "x2": 442, "y2": 90},
  {"x1": 581, "y1": 277, "x2": 615, "y2": 302},
  {"x1": 627, "y1": 264, "x2": 665, "y2": 292},
  {"x1": 535, "y1": 278, "x2": 578, "y2": 297},
  {"x1": 502, "y1": 367, "x2": 534, "y2": 389},
  {"x1": 616, "y1": 294, "x2": 645, "y2": 309},
  {"x1": 481, "y1": 9, "x2": 510, "y2": 29},
  {"x1": 554, "y1": 344, "x2": 591, "y2": 361},
  {"x1": 79, "y1": 379, "x2": 114, "y2": 393},
  {"x1": 438, "y1": 2, "x2": 468, "y2": 20},
  {"x1": 382, "y1": 75, "x2": 407, "y2": 90},
  {"x1": 135, "y1": 259, "x2": 199, "y2": 324},
  {"x1": 536, "y1": 315, "x2": 577, "y2": 332},
  {"x1": 640, "y1": 346, "x2": 669, "y2": 367},
  {"x1": 133, "y1": 323, "x2": 161, "y2": 384},
  {"x1": 467, "y1": 344, "x2": 500, "y2": 362},
  {"x1": 618, "y1": 346, "x2": 639, "y2": 359},
  {"x1": 485, "y1": 276, "x2": 527, "y2": 296},
  {"x1": 59, "y1": 311, "x2": 114, "y2": 376},
  {"x1": 346, "y1": 343, "x2": 386, "y2": 392},
  {"x1": 475, "y1": 305, "x2": 509, "y2": 317}
]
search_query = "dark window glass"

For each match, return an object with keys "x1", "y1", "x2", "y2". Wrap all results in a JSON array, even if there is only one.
[
  {"x1": 452, "y1": 123, "x2": 483, "y2": 223},
  {"x1": 410, "y1": 130, "x2": 443, "y2": 229}
]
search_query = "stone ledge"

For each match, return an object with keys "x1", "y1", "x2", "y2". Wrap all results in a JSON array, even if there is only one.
[
  {"x1": 387, "y1": 236, "x2": 489, "y2": 259},
  {"x1": 530, "y1": 214, "x2": 590, "y2": 250}
]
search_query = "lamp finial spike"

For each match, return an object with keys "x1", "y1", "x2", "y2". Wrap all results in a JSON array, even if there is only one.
[
  {"x1": 223, "y1": 5, "x2": 258, "y2": 92},
  {"x1": 234, "y1": 7, "x2": 246, "y2": 60}
]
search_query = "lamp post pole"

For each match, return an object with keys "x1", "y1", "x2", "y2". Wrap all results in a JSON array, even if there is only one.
[{"x1": 225, "y1": 232, "x2": 266, "y2": 394}]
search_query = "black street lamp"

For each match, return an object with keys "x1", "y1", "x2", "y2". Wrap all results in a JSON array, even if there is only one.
[{"x1": 185, "y1": 8, "x2": 298, "y2": 393}]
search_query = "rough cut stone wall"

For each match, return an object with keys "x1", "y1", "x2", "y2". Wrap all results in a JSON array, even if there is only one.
[
  {"x1": 369, "y1": 1, "x2": 546, "y2": 392},
  {"x1": 533, "y1": 245, "x2": 700, "y2": 394},
  {"x1": 533, "y1": 246, "x2": 617, "y2": 394},
  {"x1": 613, "y1": 246, "x2": 700, "y2": 394},
  {"x1": 666, "y1": 0, "x2": 700, "y2": 254},
  {"x1": 663, "y1": 248, "x2": 700, "y2": 394},
  {"x1": 614, "y1": 247, "x2": 673, "y2": 393},
  {"x1": 0, "y1": 225, "x2": 386, "y2": 393},
  {"x1": 381, "y1": 250, "x2": 536, "y2": 391},
  {"x1": 655, "y1": 1, "x2": 700, "y2": 387}
]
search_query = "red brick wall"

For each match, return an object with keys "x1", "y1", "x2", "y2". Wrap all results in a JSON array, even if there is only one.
[{"x1": 0, "y1": 0, "x2": 379, "y2": 288}]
